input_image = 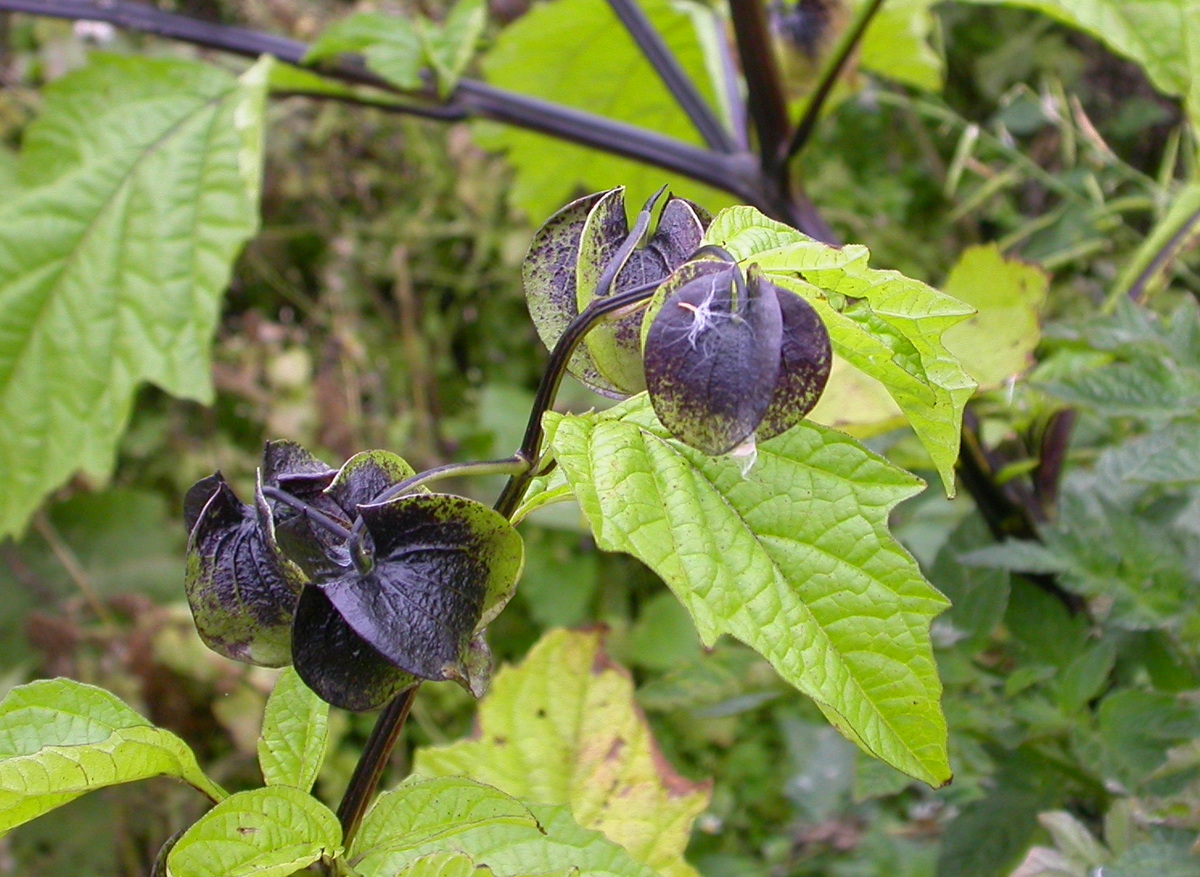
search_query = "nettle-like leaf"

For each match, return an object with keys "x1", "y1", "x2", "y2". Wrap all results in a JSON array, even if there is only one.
[
  {"x1": 415, "y1": 629, "x2": 710, "y2": 877},
  {"x1": 941, "y1": 244, "x2": 1049, "y2": 390},
  {"x1": 306, "y1": 0, "x2": 484, "y2": 96},
  {"x1": 524, "y1": 186, "x2": 706, "y2": 397},
  {"x1": 304, "y1": 13, "x2": 424, "y2": 90},
  {"x1": 294, "y1": 493, "x2": 523, "y2": 711},
  {"x1": 0, "y1": 54, "x2": 270, "y2": 538},
  {"x1": 478, "y1": 0, "x2": 727, "y2": 219},
  {"x1": 166, "y1": 786, "x2": 342, "y2": 877},
  {"x1": 547, "y1": 396, "x2": 951, "y2": 787},
  {"x1": 350, "y1": 776, "x2": 656, "y2": 877},
  {"x1": 0, "y1": 679, "x2": 224, "y2": 833},
  {"x1": 703, "y1": 206, "x2": 975, "y2": 495},
  {"x1": 258, "y1": 667, "x2": 329, "y2": 792}
]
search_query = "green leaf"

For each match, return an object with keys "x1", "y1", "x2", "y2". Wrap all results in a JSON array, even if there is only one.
[
  {"x1": 258, "y1": 668, "x2": 329, "y2": 792},
  {"x1": 420, "y1": 0, "x2": 487, "y2": 97},
  {"x1": 0, "y1": 54, "x2": 270, "y2": 538},
  {"x1": 546, "y1": 395, "x2": 951, "y2": 787},
  {"x1": 304, "y1": 13, "x2": 424, "y2": 91},
  {"x1": 415, "y1": 629, "x2": 709, "y2": 877},
  {"x1": 477, "y1": 0, "x2": 728, "y2": 219},
  {"x1": 941, "y1": 244, "x2": 1048, "y2": 389},
  {"x1": 350, "y1": 776, "x2": 656, "y2": 877},
  {"x1": 0, "y1": 679, "x2": 225, "y2": 833},
  {"x1": 387, "y1": 851, "x2": 578, "y2": 877},
  {"x1": 958, "y1": 0, "x2": 1200, "y2": 130},
  {"x1": 859, "y1": 0, "x2": 944, "y2": 92},
  {"x1": 167, "y1": 786, "x2": 342, "y2": 877},
  {"x1": 935, "y1": 788, "x2": 1045, "y2": 877},
  {"x1": 702, "y1": 206, "x2": 975, "y2": 495},
  {"x1": 1106, "y1": 841, "x2": 1200, "y2": 877}
]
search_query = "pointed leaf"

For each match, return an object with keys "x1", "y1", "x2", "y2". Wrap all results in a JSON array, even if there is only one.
[
  {"x1": 258, "y1": 668, "x2": 329, "y2": 791},
  {"x1": 350, "y1": 776, "x2": 656, "y2": 877},
  {"x1": 941, "y1": 244, "x2": 1048, "y2": 389},
  {"x1": 167, "y1": 786, "x2": 341, "y2": 877},
  {"x1": 0, "y1": 679, "x2": 224, "y2": 833},
  {"x1": 703, "y1": 206, "x2": 975, "y2": 495},
  {"x1": 305, "y1": 13, "x2": 424, "y2": 91},
  {"x1": 416, "y1": 629, "x2": 710, "y2": 877},
  {"x1": 420, "y1": 0, "x2": 487, "y2": 96},
  {"x1": 546, "y1": 396, "x2": 951, "y2": 786},
  {"x1": 0, "y1": 54, "x2": 269, "y2": 537}
]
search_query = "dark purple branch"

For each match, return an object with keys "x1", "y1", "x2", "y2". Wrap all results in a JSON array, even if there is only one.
[
  {"x1": 605, "y1": 0, "x2": 737, "y2": 153},
  {"x1": 726, "y1": 0, "x2": 791, "y2": 176},
  {"x1": 0, "y1": 0, "x2": 766, "y2": 209}
]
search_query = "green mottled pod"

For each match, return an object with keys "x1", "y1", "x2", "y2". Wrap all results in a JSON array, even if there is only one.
[{"x1": 183, "y1": 473, "x2": 303, "y2": 667}]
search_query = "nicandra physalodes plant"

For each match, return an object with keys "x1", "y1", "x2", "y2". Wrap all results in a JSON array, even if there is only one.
[{"x1": 184, "y1": 442, "x2": 522, "y2": 711}]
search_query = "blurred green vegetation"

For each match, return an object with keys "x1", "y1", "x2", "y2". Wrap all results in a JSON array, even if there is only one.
[{"x1": 1, "y1": 1, "x2": 1199, "y2": 875}]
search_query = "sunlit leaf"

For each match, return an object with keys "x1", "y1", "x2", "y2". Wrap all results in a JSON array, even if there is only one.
[
  {"x1": 416, "y1": 629, "x2": 710, "y2": 877},
  {"x1": 167, "y1": 786, "x2": 341, "y2": 877},
  {"x1": 547, "y1": 395, "x2": 951, "y2": 786},
  {"x1": 258, "y1": 668, "x2": 329, "y2": 791},
  {"x1": 351, "y1": 776, "x2": 656, "y2": 877},
  {"x1": 0, "y1": 679, "x2": 224, "y2": 833},
  {"x1": 941, "y1": 244, "x2": 1048, "y2": 389}
]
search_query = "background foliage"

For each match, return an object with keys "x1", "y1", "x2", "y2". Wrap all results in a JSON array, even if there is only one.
[{"x1": 0, "y1": 0, "x2": 1199, "y2": 875}]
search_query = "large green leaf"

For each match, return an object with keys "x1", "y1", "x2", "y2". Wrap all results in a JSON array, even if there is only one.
[
  {"x1": 257, "y1": 668, "x2": 329, "y2": 792},
  {"x1": 389, "y1": 852, "x2": 577, "y2": 877},
  {"x1": 415, "y1": 629, "x2": 709, "y2": 877},
  {"x1": 546, "y1": 395, "x2": 951, "y2": 786},
  {"x1": 166, "y1": 786, "x2": 342, "y2": 877},
  {"x1": 0, "y1": 679, "x2": 225, "y2": 833},
  {"x1": 960, "y1": 0, "x2": 1200, "y2": 130},
  {"x1": 350, "y1": 776, "x2": 656, "y2": 877},
  {"x1": 703, "y1": 206, "x2": 975, "y2": 495},
  {"x1": 477, "y1": 0, "x2": 727, "y2": 220},
  {"x1": 0, "y1": 54, "x2": 269, "y2": 538}
]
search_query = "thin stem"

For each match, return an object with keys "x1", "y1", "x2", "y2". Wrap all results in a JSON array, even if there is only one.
[
  {"x1": 787, "y1": 0, "x2": 887, "y2": 160},
  {"x1": 493, "y1": 278, "x2": 663, "y2": 519},
  {"x1": 336, "y1": 685, "x2": 419, "y2": 846},
  {"x1": 958, "y1": 417, "x2": 1086, "y2": 616},
  {"x1": 348, "y1": 456, "x2": 531, "y2": 540},
  {"x1": 33, "y1": 511, "x2": 115, "y2": 627},
  {"x1": 726, "y1": 0, "x2": 791, "y2": 176},
  {"x1": 1123, "y1": 204, "x2": 1200, "y2": 305},
  {"x1": 259, "y1": 486, "x2": 354, "y2": 541},
  {"x1": 605, "y1": 0, "x2": 737, "y2": 153}
]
